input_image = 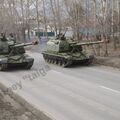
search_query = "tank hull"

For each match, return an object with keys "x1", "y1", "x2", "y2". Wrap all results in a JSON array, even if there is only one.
[
  {"x1": 42, "y1": 52, "x2": 94, "y2": 67},
  {"x1": 8, "y1": 59, "x2": 34, "y2": 69},
  {"x1": 0, "y1": 54, "x2": 34, "y2": 71}
]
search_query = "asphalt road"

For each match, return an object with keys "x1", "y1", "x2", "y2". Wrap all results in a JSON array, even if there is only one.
[{"x1": 0, "y1": 51, "x2": 120, "y2": 120}]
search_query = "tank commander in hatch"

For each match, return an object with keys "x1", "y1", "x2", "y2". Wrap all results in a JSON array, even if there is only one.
[
  {"x1": 0, "y1": 33, "x2": 9, "y2": 54},
  {"x1": 0, "y1": 33, "x2": 8, "y2": 41},
  {"x1": 56, "y1": 33, "x2": 66, "y2": 40},
  {"x1": 9, "y1": 33, "x2": 16, "y2": 43}
]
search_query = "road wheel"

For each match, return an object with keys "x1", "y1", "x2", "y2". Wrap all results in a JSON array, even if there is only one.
[
  {"x1": 49, "y1": 59, "x2": 52, "y2": 63},
  {"x1": 0, "y1": 64, "x2": 8, "y2": 71},
  {"x1": 51, "y1": 59, "x2": 54, "y2": 64},
  {"x1": 61, "y1": 61, "x2": 67, "y2": 67},
  {"x1": 54, "y1": 60, "x2": 58, "y2": 65},
  {"x1": 47, "y1": 59, "x2": 50, "y2": 63},
  {"x1": 58, "y1": 60, "x2": 62, "y2": 66},
  {"x1": 53, "y1": 60, "x2": 55, "y2": 64}
]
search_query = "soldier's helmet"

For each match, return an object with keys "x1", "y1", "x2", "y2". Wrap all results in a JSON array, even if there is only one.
[
  {"x1": 0, "y1": 33, "x2": 7, "y2": 41},
  {"x1": 9, "y1": 33, "x2": 14, "y2": 37},
  {"x1": 9, "y1": 33, "x2": 16, "y2": 43}
]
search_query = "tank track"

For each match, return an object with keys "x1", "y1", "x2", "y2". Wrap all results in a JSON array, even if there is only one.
[
  {"x1": 43, "y1": 54, "x2": 94, "y2": 67},
  {"x1": 43, "y1": 54, "x2": 72, "y2": 67},
  {"x1": 0, "y1": 63, "x2": 8, "y2": 71}
]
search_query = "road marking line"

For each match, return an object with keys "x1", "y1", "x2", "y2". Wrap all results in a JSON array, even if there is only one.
[
  {"x1": 51, "y1": 70, "x2": 62, "y2": 74},
  {"x1": 100, "y1": 86, "x2": 120, "y2": 94}
]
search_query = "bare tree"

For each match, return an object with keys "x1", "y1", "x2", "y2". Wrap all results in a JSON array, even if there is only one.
[{"x1": 64, "y1": 0, "x2": 84, "y2": 41}]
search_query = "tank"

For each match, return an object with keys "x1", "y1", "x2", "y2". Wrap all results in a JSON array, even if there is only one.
[
  {"x1": 42, "y1": 33, "x2": 104, "y2": 67},
  {"x1": 0, "y1": 40, "x2": 38, "y2": 71}
]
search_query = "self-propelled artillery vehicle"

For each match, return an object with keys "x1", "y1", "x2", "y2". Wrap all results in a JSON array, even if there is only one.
[
  {"x1": 42, "y1": 33, "x2": 104, "y2": 67},
  {"x1": 0, "y1": 39, "x2": 38, "y2": 71}
]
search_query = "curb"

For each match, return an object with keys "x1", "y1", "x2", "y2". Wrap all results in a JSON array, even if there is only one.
[{"x1": 0, "y1": 82, "x2": 54, "y2": 120}]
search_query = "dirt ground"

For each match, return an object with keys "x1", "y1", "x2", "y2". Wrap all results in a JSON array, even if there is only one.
[
  {"x1": 0, "y1": 89, "x2": 41, "y2": 120},
  {"x1": 95, "y1": 42, "x2": 120, "y2": 69}
]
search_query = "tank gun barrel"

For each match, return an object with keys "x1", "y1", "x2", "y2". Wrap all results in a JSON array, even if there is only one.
[
  {"x1": 10, "y1": 41, "x2": 38, "y2": 48},
  {"x1": 70, "y1": 40, "x2": 104, "y2": 47}
]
